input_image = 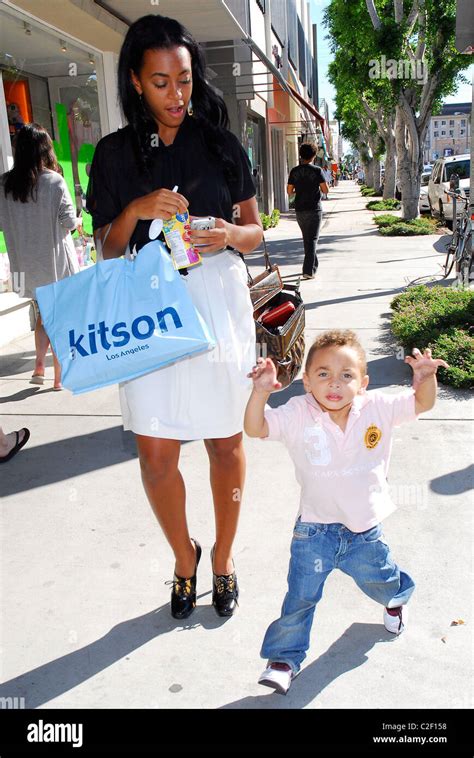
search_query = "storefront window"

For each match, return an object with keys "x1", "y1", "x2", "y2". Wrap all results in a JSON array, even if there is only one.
[
  {"x1": 0, "y1": 8, "x2": 103, "y2": 267},
  {"x1": 246, "y1": 115, "x2": 264, "y2": 210}
]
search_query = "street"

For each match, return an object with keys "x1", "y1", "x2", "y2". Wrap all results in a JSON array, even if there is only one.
[{"x1": 0, "y1": 182, "x2": 472, "y2": 710}]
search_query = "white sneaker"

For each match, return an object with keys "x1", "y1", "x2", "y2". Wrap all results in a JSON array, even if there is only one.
[
  {"x1": 258, "y1": 662, "x2": 295, "y2": 695},
  {"x1": 384, "y1": 605, "x2": 408, "y2": 635}
]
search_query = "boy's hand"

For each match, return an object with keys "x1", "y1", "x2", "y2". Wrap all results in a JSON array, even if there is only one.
[
  {"x1": 405, "y1": 347, "x2": 449, "y2": 389},
  {"x1": 247, "y1": 357, "x2": 282, "y2": 393}
]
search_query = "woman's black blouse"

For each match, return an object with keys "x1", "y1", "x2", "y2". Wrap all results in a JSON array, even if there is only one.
[{"x1": 86, "y1": 114, "x2": 256, "y2": 254}]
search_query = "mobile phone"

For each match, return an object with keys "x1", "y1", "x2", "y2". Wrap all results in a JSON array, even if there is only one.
[{"x1": 190, "y1": 216, "x2": 215, "y2": 231}]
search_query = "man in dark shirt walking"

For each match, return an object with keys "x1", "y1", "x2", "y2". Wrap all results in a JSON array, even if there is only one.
[{"x1": 287, "y1": 143, "x2": 329, "y2": 279}]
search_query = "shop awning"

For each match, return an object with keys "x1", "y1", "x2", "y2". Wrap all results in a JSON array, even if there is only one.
[
  {"x1": 92, "y1": 0, "x2": 247, "y2": 42},
  {"x1": 242, "y1": 36, "x2": 327, "y2": 138},
  {"x1": 287, "y1": 84, "x2": 327, "y2": 135}
]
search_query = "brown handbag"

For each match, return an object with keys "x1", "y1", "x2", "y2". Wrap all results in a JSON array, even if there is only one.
[{"x1": 241, "y1": 238, "x2": 306, "y2": 390}]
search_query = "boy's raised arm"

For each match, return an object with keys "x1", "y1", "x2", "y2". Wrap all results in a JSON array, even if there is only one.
[
  {"x1": 244, "y1": 389, "x2": 270, "y2": 438},
  {"x1": 404, "y1": 347, "x2": 449, "y2": 414},
  {"x1": 244, "y1": 358, "x2": 282, "y2": 438}
]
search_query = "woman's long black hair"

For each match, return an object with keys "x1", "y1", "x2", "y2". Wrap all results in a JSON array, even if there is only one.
[
  {"x1": 118, "y1": 14, "x2": 237, "y2": 182},
  {"x1": 4, "y1": 123, "x2": 59, "y2": 203}
]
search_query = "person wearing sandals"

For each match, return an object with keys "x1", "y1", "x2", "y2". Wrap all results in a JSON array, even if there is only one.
[
  {"x1": 0, "y1": 124, "x2": 81, "y2": 390},
  {"x1": 86, "y1": 15, "x2": 262, "y2": 618},
  {"x1": 0, "y1": 427, "x2": 30, "y2": 463}
]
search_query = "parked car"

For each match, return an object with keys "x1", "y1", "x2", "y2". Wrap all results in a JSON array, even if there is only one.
[
  {"x1": 428, "y1": 154, "x2": 470, "y2": 227},
  {"x1": 419, "y1": 172, "x2": 431, "y2": 213}
]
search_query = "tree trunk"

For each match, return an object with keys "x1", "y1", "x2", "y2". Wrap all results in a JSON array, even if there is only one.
[
  {"x1": 395, "y1": 106, "x2": 423, "y2": 220},
  {"x1": 372, "y1": 157, "x2": 381, "y2": 194},
  {"x1": 365, "y1": 157, "x2": 374, "y2": 188},
  {"x1": 366, "y1": 133, "x2": 381, "y2": 194},
  {"x1": 383, "y1": 133, "x2": 397, "y2": 199}
]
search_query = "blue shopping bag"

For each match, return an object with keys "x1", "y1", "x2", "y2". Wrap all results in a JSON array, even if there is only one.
[{"x1": 36, "y1": 240, "x2": 215, "y2": 394}]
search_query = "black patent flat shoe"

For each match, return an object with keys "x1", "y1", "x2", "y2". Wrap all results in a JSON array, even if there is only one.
[
  {"x1": 166, "y1": 538, "x2": 202, "y2": 619},
  {"x1": 211, "y1": 544, "x2": 239, "y2": 617}
]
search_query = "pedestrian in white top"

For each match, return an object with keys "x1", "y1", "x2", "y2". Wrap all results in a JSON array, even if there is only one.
[{"x1": 244, "y1": 329, "x2": 449, "y2": 695}]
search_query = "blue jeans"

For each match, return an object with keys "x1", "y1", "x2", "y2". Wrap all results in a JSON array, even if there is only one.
[{"x1": 261, "y1": 521, "x2": 415, "y2": 674}]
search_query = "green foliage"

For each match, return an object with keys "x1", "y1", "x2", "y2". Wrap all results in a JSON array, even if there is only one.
[
  {"x1": 361, "y1": 187, "x2": 383, "y2": 197},
  {"x1": 324, "y1": 0, "x2": 471, "y2": 156},
  {"x1": 390, "y1": 286, "x2": 474, "y2": 388},
  {"x1": 260, "y1": 209, "x2": 281, "y2": 231},
  {"x1": 427, "y1": 328, "x2": 474, "y2": 389},
  {"x1": 379, "y1": 221, "x2": 433, "y2": 236},
  {"x1": 373, "y1": 213, "x2": 400, "y2": 227},
  {"x1": 380, "y1": 221, "x2": 431, "y2": 236},
  {"x1": 391, "y1": 285, "x2": 473, "y2": 314},
  {"x1": 373, "y1": 214, "x2": 437, "y2": 235},
  {"x1": 366, "y1": 199, "x2": 401, "y2": 210}
]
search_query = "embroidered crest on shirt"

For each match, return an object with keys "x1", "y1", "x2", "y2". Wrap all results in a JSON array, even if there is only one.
[{"x1": 365, "y1": 424, "x2": 382, "y2": 449}]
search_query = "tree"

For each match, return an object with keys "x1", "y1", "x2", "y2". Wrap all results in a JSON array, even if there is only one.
[
  {"x1": 325, "y1": 0, "x2": 398, "y2": 199},
  {"x1": 333, "y1": 86, "x2": 384, "y2": 193},
  {"x1": 364, "y1": 0, "x2": 470, "y2": 219},
  {"x1": 326, "y1": 0, "x2": 470, "y2": 218}
]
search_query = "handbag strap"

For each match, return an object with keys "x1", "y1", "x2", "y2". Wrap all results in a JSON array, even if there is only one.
[
  {"x1": 239, "y1": 239, "x2": 302, "y2": 295},
  {"x1": 239, "y1": 235, "x2": 273, "y2": 286}
]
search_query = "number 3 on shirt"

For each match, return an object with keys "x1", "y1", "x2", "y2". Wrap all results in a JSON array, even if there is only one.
[{"x1": 304, "y1": 426, "x2": 332, "y2": 466}]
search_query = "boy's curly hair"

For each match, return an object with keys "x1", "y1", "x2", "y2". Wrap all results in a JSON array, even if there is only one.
[{"x1": 305, "y1": 330, "x2": 367, "y2": 375}]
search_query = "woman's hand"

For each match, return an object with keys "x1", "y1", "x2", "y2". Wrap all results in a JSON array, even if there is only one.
[
  {"x1": 247, "y1": 357, "x2": 282, "y2": 393},
  {"x1": 131, "y1": 189, "x2": 189, "y2": 221},
  {"x1": 187, "y1": 217, "x2": 233, "y2": 253}
]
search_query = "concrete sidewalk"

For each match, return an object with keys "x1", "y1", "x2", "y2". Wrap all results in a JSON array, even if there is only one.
[{"x1": 0, "y1": 181, "x2": 472, "y2": 710}]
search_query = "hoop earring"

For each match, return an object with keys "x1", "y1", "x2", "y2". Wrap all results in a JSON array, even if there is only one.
[{"x1": 187, "y1": 99, "x2": 194, "y2": 117}]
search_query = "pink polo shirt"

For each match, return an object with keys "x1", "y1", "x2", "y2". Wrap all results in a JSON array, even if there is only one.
[{"x1": 262, "y1": 389, "x2": 419, "y2": 532}]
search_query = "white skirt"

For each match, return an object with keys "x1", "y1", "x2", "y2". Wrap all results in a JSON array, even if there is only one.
[{"x1": 119, "y1": 250, "x2": 256, "y2": 440}]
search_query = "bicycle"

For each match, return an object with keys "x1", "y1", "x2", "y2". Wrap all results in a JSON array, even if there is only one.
[{"x1": 443, "y1": 191, "x2": 472, "y2": 284}]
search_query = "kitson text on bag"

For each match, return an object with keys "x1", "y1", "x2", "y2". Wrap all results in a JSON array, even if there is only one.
[{"x1": 69, "y1": 307, "x2": 183, "y2": 359}]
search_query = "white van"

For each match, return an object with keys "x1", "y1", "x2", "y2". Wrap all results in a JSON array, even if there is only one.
[{"x1": 428, "y1": 154, "x2": 470, "y2": 227}]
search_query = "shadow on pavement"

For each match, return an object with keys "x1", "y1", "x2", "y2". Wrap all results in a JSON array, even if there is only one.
[
  {"x1": 0, "y1": 426, "x2": 138, "y2": 497},
  {"x1": 219, "y1": 622, "x2": 393, "y2": 709},
  {"x1": 0, "y1": 599, "x2": 230, "y2": 709},
  {"x1": 378, "y1": 254, "x2": 441, "y2": 263},
  {"x1": 0, "y1": 386, "x2": 42, "y2": 403},
  {"x1": 303, "y1": 289, "x2": 404, "y2": 312},
  {"x1": 266, "y1": 379, "x2": 304, "y2": 408},
  {"x1": 432, "y1": 234, "x2": 451, "y2": 253},
  {"x1": 430, "y1": 464, "x2": 474, "y2": 496}
]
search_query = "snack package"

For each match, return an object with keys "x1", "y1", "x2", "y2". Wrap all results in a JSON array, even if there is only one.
[{"x1": 162, "y1": 212, "x2": 201, "y2": 270}]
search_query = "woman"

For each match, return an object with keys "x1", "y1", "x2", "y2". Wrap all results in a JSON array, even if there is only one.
[
  {"x1": 287, "y1": 143, "x2": 328, "y2": 279},
  {"x1": 0, "y1": 124, "x2": 80, "y2": 389},
  {"x1": 86, "y1": 14, "x2": 262, "y2": 619}
]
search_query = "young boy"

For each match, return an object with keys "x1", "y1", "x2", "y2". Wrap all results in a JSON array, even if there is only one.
[{"x1": 244, "y1": 330, "x2": 448, "y2": 695}]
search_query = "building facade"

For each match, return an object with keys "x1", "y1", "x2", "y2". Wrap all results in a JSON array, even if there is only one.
[
  {"x1": 0, "y1": 1, "x2": 326, "y2": 325},
  {"x1": 423, "y1": 102, "x2": 471, "y2": 163},
  {"x1": 329, "y1": 119, "x2": 343, "y2": 164}
]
